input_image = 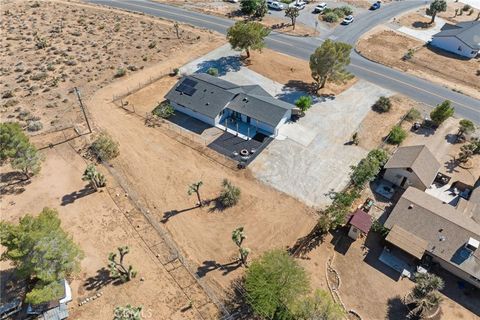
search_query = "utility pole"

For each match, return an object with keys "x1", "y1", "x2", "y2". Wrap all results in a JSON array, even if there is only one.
[{"x1": 74, "y1": 87, "x2": 92, "y2": 134}]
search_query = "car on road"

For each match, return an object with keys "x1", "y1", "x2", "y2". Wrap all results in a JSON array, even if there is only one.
[
  {"x1": 289, "y1": 0, "x2": 306, "y2": 10},
  {"x1": 370, "y1": 1, "x2": 381, "y2": 10},
  {"x1": 313, "y1": 2, "x2": 327, "y2": 13},
  {"x1": 267, "y1": 0, "x2": 285, "y2": 10},
  {"x1": 342, "y1": 15, "x2": 354, "y2": 25}
]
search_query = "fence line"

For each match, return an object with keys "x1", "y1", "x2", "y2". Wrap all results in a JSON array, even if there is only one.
[{"x1": 111, "y1": 72, "x2": 172, "y2": 103}]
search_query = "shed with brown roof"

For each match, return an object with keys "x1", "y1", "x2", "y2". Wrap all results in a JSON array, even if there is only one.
[{"x1": 383, "y1": 145, "x2": 440, "y2": 191}]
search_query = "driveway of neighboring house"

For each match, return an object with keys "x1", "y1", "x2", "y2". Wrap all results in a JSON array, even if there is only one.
[
  {"x1": 180, "y1": 44, "x2": 393, "y2": 207},
  {"x1": 395, "y1": 16, "x2": 447, "y2": 42}
]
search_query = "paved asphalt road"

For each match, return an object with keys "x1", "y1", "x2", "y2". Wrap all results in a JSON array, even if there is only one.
[{"x1": 88, "y1": 0, "x2": 480, "y2": 123}]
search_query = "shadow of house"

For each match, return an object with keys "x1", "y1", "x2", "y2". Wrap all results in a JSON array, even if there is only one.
[
  {"x1": 330, "y1": 228, "x2": 355, "y2": 256},
  {"x1": 196, "y1": 260, "x2": 242, "y2": 278},
  {"x1": 194, "y1": 56, "x2": 243, "y2": 76},
  {"x1": 61, "y1": 187, "x2": 95, "y2": 206},
  {"x1": 167, "y1": 111, "x2": 213, "y2": 135}
]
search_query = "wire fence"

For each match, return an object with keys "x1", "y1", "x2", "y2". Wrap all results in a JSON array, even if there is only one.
[{"x1": 111, "y1": 72, "x2": 172, "y2": 103}]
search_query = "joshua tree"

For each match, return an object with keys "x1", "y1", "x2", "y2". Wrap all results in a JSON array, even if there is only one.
[
  {"x1": 457, "y1": 119, "x2": 476, "y2": 137},
  {"x1": 232, "y1": 227, "x2": 250, "y2": 266},
  {"x1": 285, "y1": 7, "x2": 300, "y2": 30},
  {"x1": 239, "y1": 247, "x2": 251, "y2": 266},
  {"x1": 82, "y1": 164, "x2": 106, "y2": 191},
  {"x1": 406, "y1": 272, "x2": 444, "y2": 319},
  {"x1": 173, "y1": 21, "x2": 180, "y2": 39},
  {"x1": 219, "y1": 179, "x2": 241, "y2": 208},
  {"x1": 187, "y1": 181, "x2": 204, "y2": 206},
  {"x1": 108, "y1": 246, "x2": 137, "y2": 283},
  {"x1": 426, "y1": 0, "x2": 447, "y2": 24}
]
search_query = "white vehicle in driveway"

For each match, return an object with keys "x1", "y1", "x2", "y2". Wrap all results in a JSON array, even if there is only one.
[
  {"x1": 342, "y1": 15, "x2": 354, "y2": 25},
  {"x1": 313, "y1": 2, "x2": 327, "y2": 13},
  {"x1": 289, "y1": 0, "x2": 306, "y2": 9},
  {"x1": 267, "y1": 0, "x2": 285, "y2": 10}
]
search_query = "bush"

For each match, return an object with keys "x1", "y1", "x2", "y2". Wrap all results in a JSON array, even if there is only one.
[
  {"x1": 152, "y1": 101, "x2": 175, "y2": 119},
  {"x1": 295, "y1": 95, "x2": 313, "y2": 112},
  {"x1": 115, "y1": 68, "x2": 126, "y2": 78},
  {"x1": 171, "y1": 68, "x2": 180, "y2": 76},
  {"x1": 219, "y1": 179, "x2": 241, "y2": 208},
  {"x1": 91, "y1": 133, "x2": 120, "y2": 161},
  {"x1": 323, "y1": 12, "x2": 339, "y2": 22},
  {"x1": 206, "y1": 67, "x2": 219, "y2": 77},
  {"x1": 387, "y1": 125, "x2": 407, "y2": 144},
  {"x1": 350, "y1": 148, "x2": 389, "y2": 187},
  {"x1": 373, "y1": 96, "x2": 392, "y2": 113},
  {"x1": 27, "y1": 121, "x2": 43, "y2": 132},
  {"x1": 462, "y1": 4, "x2": 471, "y2": 11},
  {"x1": 405, "y1": 108, "x2": 421, "y2": 122},
  {"x1": 430, "y1": 100, "x2": 454, "y2": 126},
  {"x1": 339, "y1": 6, "x2": 353, "y2": 16}
]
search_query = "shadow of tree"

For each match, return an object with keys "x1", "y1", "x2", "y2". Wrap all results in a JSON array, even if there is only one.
[
  {"x1": 61, "y1": 186, "x2": 95, "y2": 206},
  {"x1": 222, "y1": 277, "x2": 254, "y2": 320},
  {"x1": 161, "y1": 205, "x2": 200, "y2": 223},
  {"x1": 83, "y1": 267, "x2": 123, "y2": 291},
  {"x1": 196, "y1": 260, "x2": 242, "y2": 278},
  {"x1": 444, "y1": 158, "x2": 460, "y2": 174},
  {"x1": 386, "y1": 295, "x2": 408, "y2": 320},
  {"x1": 0, "y1": 171, "x2": 31, "y2": 196},
  {"x1": 288, "y1": 224, "x2": 327, "y2": 259},
  {"x1": 194, "y1": 56, "x2": 243, "y2": 76}
]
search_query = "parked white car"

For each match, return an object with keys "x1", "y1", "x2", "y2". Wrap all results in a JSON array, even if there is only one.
[
  {"x1": 267, "y1": 0, "x2": 285, "y2": 10},
  {"x1": 313, "y1": 2, "x2": 327, "y2": 13},
  {"x1": 289, "y1": 0, "x2": 306, "y2": 9},
  {"x1": 342, "y1": 15, "x2": 354, "y2": 25}
]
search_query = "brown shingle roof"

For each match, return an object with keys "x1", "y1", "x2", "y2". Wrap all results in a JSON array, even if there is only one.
[
  {"x1": 348, "y1": 209, "x2": 373, "y2": 234},
  {"x1": 384, "y1": 145, "x2": 441, "y2": 188},
  {"x1": 385, "y1": 187, "x2": 480, "y2": 279},
  {"x1": 386, "y1": 225, "x2": 429, "y2": 259}
]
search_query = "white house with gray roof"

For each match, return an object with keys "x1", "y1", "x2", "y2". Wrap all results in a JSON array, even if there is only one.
[
  {"x1": 165, "y1": 73, "x2": 294, "y2": 138},
  {"x1": 430, "y1": 21, "x2": 480, "y2": 58}
]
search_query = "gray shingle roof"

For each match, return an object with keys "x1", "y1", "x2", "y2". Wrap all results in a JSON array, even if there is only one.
[
  {"x1": 165, "y1": 74, "x2": 294, "y2": 127},
  {"x1": 384, "y1": 145, "x2": 440, "y2": 188},
  {"x1": 385, "y1": 187, "x2": 480, "y2": 279},
  {"x1": 433, "y1": 21, "x2": 480, "y2": 50}
]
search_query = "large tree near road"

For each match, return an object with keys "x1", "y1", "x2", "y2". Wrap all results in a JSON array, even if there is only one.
[
  {"x1": 309, "y1": 39, "x2": 353, "y2": 92},
  {"x1": 285, "y1": 7, "x2": 300, "y2": 30},
  {"x1": 227, "y1": 21, "x2": 270, "y2": 59},
  {"x1": 426, "y1": 0, "x2": 447, "y2": 24}
]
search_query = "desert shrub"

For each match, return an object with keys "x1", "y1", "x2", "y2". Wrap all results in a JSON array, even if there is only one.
[
  {"x1": 114, "y1": 23, "x2": 121, "y2": 32},
  {"x1": 206, "y1": 67, "x2": 219, "y2": 77},
  {"x1": 405, "y1": 108, "x2": 421, "y2": 122},
  {"x1": 323, "y1": 12, "x2": 339, "y2": 22},
  {"x1": 27, "y1": 121, "x2": 43, "y2": 132},
  {"x1": 430, "y1": 100, "x2": 454, "y2": 126},
  {"x1": 2, "y1": 90, "x2": 13, "y2": 99},
  {"x1": 462, "y1": 4, "x2": 471, "y2": 11},
  {"x1": 171, "y1": 68, "x2": 180, "y2": 76},
  {"x1": 339, "y1": 6, "x2": 353, "y2": 16},
  {"x1": 30, "y1": 72, "x2": 47, "y2": 81},
  {"x1": 468, "y1": 8, "x2": 474, "y2": 15},
  {"x1": 373, "y1": 96, "x2": 392, "y2": 113},
  {"x1": 403, "y1": 48, "x2": 415, "y2": 60},
  {"x1": 219, "y1": 179, "x2": 241, "y2": 208},
  {"x1": 152, "y1": 101, "x2": 175, "y2": 119},
  {"x1": 115, "y1": 68, "x2": 126, "y2": 78},
  {"x1": 387, "y1": 125, "x2": 407, "y2": 144},
  {"x1": 295, "y1": 95, "x2": 313, "y2": 112},
  {"x1": 91, "y1": 133, "x2": 120, "y2": 161},
  {"x1": 148, "y1": 41, "x2": 156, "y2": 49}
]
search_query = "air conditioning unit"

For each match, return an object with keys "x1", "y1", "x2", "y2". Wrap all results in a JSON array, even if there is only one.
[{"x1": 465, "y1": 238, "x2": 479, "y2": 252}]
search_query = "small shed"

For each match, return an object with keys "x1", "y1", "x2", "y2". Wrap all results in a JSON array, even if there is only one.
[{"x1": 347, "y1": 209, "x2": 372, "y2": 240}]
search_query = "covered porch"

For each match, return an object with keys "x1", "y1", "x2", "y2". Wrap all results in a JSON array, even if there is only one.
[{"x1": 217, "y1": 108, "x2": 264, "y2": 140}]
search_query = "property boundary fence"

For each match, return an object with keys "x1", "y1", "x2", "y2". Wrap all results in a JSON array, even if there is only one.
[{"x1": 111, "y1": 72, "x2": 172, "y2": 103}]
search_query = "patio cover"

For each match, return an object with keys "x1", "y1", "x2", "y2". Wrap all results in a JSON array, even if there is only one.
[{"x1": 386, "y1": 225, "x2": 429, "y2": 260}]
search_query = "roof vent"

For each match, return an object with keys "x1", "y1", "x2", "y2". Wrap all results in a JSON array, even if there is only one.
[
  {"x1": 206, "y1": 102, "x2": 209, "y2": 105},
  {"x1": 439, "y1": 235, "x2": 446, "y2": 242},
  {"x1": 243, "y1": 97, "x2": 249, "y2": 102},
  {"x1": 408, "y1": 204, "x2": 414, "y2": 209},
  {"x1": 466, "y1": 238, "x2": 479, "y2": 251}
]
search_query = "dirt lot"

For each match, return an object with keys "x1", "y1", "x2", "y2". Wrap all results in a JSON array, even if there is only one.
[
  {"x1": 438, "y1": 1, "x2": 479, "y2": 23},
  {"x1": 0, "y1": 0, "x2": 220, "y2": 137},
  {"x1": 248, "y1": 48, "x2": 357, "y2": 96},
  {"x1": 356, "y1": 29, "x2": 480, "y2": 100},
  {"x1": 397, "y1": 12, "x2": 436, "y2": 29}
]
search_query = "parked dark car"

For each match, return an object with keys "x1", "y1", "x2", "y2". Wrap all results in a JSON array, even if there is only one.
[{"x1": 370, "y1": 1, "x2": 381, "y2": 10}]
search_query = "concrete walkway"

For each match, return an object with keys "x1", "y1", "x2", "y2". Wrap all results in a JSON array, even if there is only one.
[{"x1": 397, "y1": 16, "x2": 446, "y2": 42}]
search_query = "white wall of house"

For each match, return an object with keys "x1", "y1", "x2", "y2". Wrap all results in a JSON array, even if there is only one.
[
  {"x1": 384, "y1": 168, "x2": 427, "y2": 191},
  {"x1": 431, "y1": 36, "x2": 479, "y2": 58},
  {"x1": 348, "y1": 226, "x2": 361, "y2": 240},
  {"x1": 171, "y1": 102, "x2": 216, "y2": 126},
  {"x1": 430, "y1": 254, "x2": 480, "y2": 289}
]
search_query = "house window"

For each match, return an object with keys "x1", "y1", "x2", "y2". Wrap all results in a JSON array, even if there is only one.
[
  {"x1": 458, "y1": 46, "x2": 462, "y2": 51},
  {"x1": 472, "y1": 51, "x2": 477, "y2": 55}
]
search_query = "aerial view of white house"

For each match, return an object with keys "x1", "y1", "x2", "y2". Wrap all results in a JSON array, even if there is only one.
[
  {"x1": 165, "y1": 73, "x2": 294, "y2": 138},
  {"x1": 430, "y1": 21, "x2": 480, "y2": 58}
]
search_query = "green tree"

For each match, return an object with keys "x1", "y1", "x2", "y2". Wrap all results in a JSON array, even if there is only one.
[
  {"x1": 457, "y1": 139, "x2": 480, "y2": 163},
  {"x1": 430, "y1": 100, "x2": 454, "y2": 126},
  {"x1": 245, "y1": 250, "x2": 309, "y2": 319},
  {"x1": 82, "y1": 164, "x2": 106, "y2": 191},
  {"x1": 152, "y1": 101, "x2": 175, "y2": 119},
  {"x1": 0, "y1": 122, "x2": 29, "y2": 162},
  {"x1": 310, "y1": 40, "x2": 353, "y2": 92},
  {"x1": 108, "y1": 246, "x2": 137, "y2": 283},
  {"x1": 321, "y1": 189, "x2": 360, "y2": 231},
  {"x1": 227, "y1": 21, "x2": 270, "y2": 59},
  {"x1": 219, "y1": 179, "x2": 241, "y2": 208},
  {"x1": 426, "y1": 0, "x2": 447, "y2": 23},
  {"x1": 114, "y1": 305, "x2": 142, "y2": 320},
  {"x1": 187, "y1": 181, "x2": 204, "y2": 206},
  {"x1": 323, "y1": 12, "x2": 339, "y2": 23},
  {"x1": 206, "y1": 67, "x2": 219, "y2": 77},
  {"x1": 91, "y1": 133, "x2": 120, "y2": 161},
  {"x1": 458, "y1": 119, "x2": 475, "y2": 136},
  {"x1": 11, "y1": 144, "x2": 43, "y2": 179},
  {"x1": 295, "y1": 96, "x2": 313, "y2": 113},
  {"x1": 387, "y1": 125, "x2": 407, "y2": 145},
  {"x1": 373, "y1": 96, "x2": 392, "y2": 113},
  {"x1": 292, "y1": 289, "x2": 345, "y2": 320},
  {"x1": 350, "y1": 149, "x2": 389, "y2": 187},
  {"x1": 406, "y1": 272, "x2": 444, "y2": 319},
  {"x1": 285, "y1": 7, "x2": 300, "y2": 30},
  {"x1": 240, "y1": 0, "x2": 267, "y2": 18},
  {"x1": 0, "y1": 208, "x2": 84, "y2": 304}
]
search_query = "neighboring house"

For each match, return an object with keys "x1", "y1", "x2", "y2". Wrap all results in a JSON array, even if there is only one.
[
  {"x1": 165, "y1": 73, "x2": 294, "y2": 138},
  {"x1": 383, "y1": 145, "x2": 441, "y2": 191},
  {"x1": 384, "y1": 187, "x2": 480, "y2": 288},
  {"x1": 430, "y1": 21, "x2": 480, "y2": 58},
  {"x1": 27, "y1": 279, "x2": 72, "y2": 320}
]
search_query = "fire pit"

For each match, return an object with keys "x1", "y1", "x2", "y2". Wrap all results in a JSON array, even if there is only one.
[{"x1": 240, "y1": 149, "x2": 249, "y2": 156}]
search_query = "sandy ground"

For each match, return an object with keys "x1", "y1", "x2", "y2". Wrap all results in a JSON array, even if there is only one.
[
  {"x1": 0, "y1": 0, "x2": 219, "y2": 138},
  {"x1": 0, "y1": 144, "x2": 215, "y2": 319},
  {"x1": 439, "y1": 0, "x2": 480, "y2": 23},
  {"x1": 356, "y1": 29, "x2": 480, "y2": 100},
  {"x1": 397, "y1": 12, "x2": 436, "y2": 29}
]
